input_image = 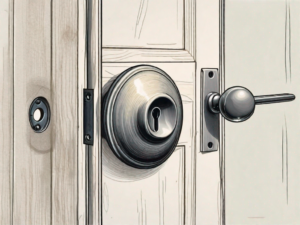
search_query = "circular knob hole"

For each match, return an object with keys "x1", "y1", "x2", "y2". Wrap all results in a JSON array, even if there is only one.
[{"x1": 33, "y1": 108, "x2": 44, "y2": 121}]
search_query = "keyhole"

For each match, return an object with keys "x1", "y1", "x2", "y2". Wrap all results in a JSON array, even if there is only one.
[{"x1": 152, "y1": 107, "x2": 161, "y2": 132}]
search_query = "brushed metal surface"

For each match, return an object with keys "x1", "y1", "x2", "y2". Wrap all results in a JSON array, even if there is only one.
[
  {"x1": 219, "y1": 87, "x2": 255, "y2": 122},
  {"x1": 103, "y1": 65, "x2": 183, "y2": 168},
  {"x1": 201, "y1": 68, "x2": 219, "y2": 152},
  {"x1": 208, "y1": 86, "x2": 296, "y2": 122}
]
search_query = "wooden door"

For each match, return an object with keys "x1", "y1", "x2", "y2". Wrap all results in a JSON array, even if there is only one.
[
  {"x1": 101, "y1": 0, "x2": 221, "y2": 225},
  {"x1": 0, "y1": 0, "x2": 89, "y2": 224},
  {"x1": 224, "y1": 0, "x2": 300, "y2": 224}
]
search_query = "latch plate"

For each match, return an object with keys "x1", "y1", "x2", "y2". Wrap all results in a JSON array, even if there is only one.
[
  {"x1": 84, "y1": 89, "x2": 94, "y2": 145},
  {"x1": 201, "y1": 69, "x2": 219, "y2": 152}
]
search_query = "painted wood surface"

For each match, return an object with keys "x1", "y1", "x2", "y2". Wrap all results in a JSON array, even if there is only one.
[
  {"x1": 103, "y1": 0, "x2": 184, "y2": 49},
  {"x1": 102, "y1": 63, "x2": 196, "y2": 225},
  {"x1": 101, "y1": 0, "x2": 222, "y2": 224},
  {"x1": 225, "y1": 1, "x2": 300, "y2": 224},
  {"x1": 195, "y1": 0, "x2": 222, "y2": 224},
  {"x1": 102, "y1": 49, "x2": 194, "y2": 63},
  {"x1": 0, "y1": 0, "x2": 13, "y2": 224}
]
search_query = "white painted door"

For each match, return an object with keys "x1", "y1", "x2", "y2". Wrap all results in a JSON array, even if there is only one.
[
  {"x1": 101, "y1": 0, "x2": 221, "y2": 225},
  {"x1": 102, "y1": 1, "x2": 300, "y2": 225},
  {"x1": 224, "y1": 0, "x2": 300, "y2": 224}
]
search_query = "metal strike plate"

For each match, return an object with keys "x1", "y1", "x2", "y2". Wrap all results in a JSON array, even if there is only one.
[
  {"x1": 84, "y1": 89, "x2": 94, "y2": 145},
  {"x1": 201, "y1": 69, "x2": 219, "y2": 152}
]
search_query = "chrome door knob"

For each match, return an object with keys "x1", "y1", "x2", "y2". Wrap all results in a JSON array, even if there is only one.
[
  {"x1": 207, "y1": 86, "x2": 296, "y2": 122},
  {"x1": 102, "y1": 65, "x2": 183, "y2": 169}
]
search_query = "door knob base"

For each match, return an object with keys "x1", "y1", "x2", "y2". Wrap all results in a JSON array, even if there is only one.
[{"x1": 207, "y1": 92, "x2": 220, "y2": 114}]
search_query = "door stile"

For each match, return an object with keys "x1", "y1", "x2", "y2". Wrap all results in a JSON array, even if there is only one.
[{"x1": 195, "y1": 0, "x2": 223, "y2": 224}]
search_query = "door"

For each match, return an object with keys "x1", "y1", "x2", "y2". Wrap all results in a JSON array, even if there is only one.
[
  {"x1": 101, "y1": 0, "x2": 221, "y2": 225},
  {"x1": 102, "y1": 0, "x2": 196, "y2": 223},
  {"x1": 224, "y1": 0, "x2": 300, "y2": 224}
]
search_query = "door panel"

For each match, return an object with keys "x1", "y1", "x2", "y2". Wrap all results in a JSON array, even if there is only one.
[
  {"x1": 103, "y1": 146, "x2": 185, "y2": 225},
  {"x1": 102, "y1": 63, "x2": 195, "y2": 225},
  {"x1": 225, "y1": 1, "x2": 300, "y2": 224},
  {"x1": 103, "y1": 0, "x2": 184, "y2": 49}
]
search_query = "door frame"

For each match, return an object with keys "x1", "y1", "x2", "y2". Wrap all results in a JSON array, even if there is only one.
[{"x1": 81, "y1": 0, "x2": 102, "y2": 224}]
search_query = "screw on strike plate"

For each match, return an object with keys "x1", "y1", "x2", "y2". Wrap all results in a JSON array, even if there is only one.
[
  {"x1": 208, "y1": 71, "x2": 214, "y2": 78},
  {"x1": 208, "y1": 142, "x2": 213, "y2": 148},
  {"x1": 85, "y1": 134, "x2": 91, "y2": 141},
  {"x1": 86, "y1": 93, "x2": 91, "y2": 101}
]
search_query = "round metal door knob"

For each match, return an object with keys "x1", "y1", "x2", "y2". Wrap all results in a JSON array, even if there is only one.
[
  {"x1": 102, "y1": 65, "x2": 183, "y2": 169},
  {"x1": 208, "y1": 86, "x2": 296, "y2": 122},
  {"x1": 208, "y1": 87, "x2": 255, "y2": 122}
]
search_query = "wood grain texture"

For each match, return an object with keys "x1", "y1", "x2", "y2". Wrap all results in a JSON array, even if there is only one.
[
  {"x1": 195, "y1": 0, "x2": 221, "y2": 224},
  {"x1": 0, "y1": 0, "x2": 13, "y2": 224},
  {"x1": 13, "y1": 0, "x2": 52, "y2": 224},
  {"x1": 103, "y1": 0, "x2": 184, "y2": 49},
  {"x1": 51, "y1": 0, "x2": 78, "y2": 224},
  {"x1": 102, "y1": 48, "x2": 194, "y2": 63},
  {"x1": 78, "y1": 0, "x2": 87, "y2": 224},
  {"x1": 102, "y1": 62, "x2": 196, "y2": 225}
]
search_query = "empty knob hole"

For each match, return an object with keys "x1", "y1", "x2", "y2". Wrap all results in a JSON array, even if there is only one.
[
  {"x1": 152, "y1": 107, "x2": 161, "y2": 132},
  {"x1": 33, "y1": 108, "x2": 44, "y2": 121}
]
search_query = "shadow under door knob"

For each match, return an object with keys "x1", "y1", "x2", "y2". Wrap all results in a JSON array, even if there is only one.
[{"x1": 207, "y1": 86, "x2": 296, "y2": 122}]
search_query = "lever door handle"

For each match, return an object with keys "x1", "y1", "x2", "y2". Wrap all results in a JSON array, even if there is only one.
[
  {"x1": 207, "y1": 86, "x2": 296, "y2": 122},
  {"x1": 201, "y1": 68, "x2": 296, "y2": 152}
]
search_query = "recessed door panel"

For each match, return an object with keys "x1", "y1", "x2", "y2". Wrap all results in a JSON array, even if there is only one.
[{"x1": 103, "y1": 0, "x2": 184, "y2": 49}]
